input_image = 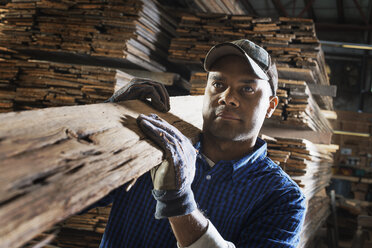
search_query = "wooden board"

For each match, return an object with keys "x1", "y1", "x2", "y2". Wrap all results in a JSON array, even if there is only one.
[{"x1": 0, "y1": 95, "x2": 204, "y2": 248}]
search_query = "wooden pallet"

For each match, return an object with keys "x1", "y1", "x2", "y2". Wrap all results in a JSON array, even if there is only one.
[{"x1": 298, "y1": 193, "x2": 331, "y2": 248}]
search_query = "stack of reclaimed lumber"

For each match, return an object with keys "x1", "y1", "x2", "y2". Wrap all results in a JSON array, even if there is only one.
[
  {"x1": 21, "y1": 205, "x2": 111, "y2": 248},
  {"x1": 298, "y1": 192, "x2": 331, "y2": 248},
  {"x1": 0, "y1": 47, "x2": 189, "y2": 112},
  {"x1": 189, "y1": 72, "x2": 332, "y2": 133},
  {"x1": 0, "y1": 0, "x2": 177, "y2": 72},
  {"x1": 0, "y1": 48, "x2": 122, "y2": 112},
  {"x1": 262, "y1": 135, "x2": 337, "y2": 248},
  {"x1": 0, "y1": 0, "x2": 184, "y2": 112},
  {"x1": 0, "y1": 47, "x2": 17, "y2": 113},
  {"x1": 169, "y1": 13, "x2": 332, "y2": 110},
  {"x1": 52, "y1": 206, "x2": 111, "y2": 248},
  {"x1": 275, "y1": 79, "x2": 332, "y2": 133},
  {"x1": 262, "y1": 135, "x2": 338, "y2": 200}
]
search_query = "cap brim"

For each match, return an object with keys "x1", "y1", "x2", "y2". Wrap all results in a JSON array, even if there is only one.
[{"x1": 204, "y1": 43, "x2": 269, "y2": 81}]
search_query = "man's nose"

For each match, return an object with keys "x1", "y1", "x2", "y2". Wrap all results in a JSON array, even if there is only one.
[{"x1": 218, "y1": 88, "x2": 239, "y2": 107}]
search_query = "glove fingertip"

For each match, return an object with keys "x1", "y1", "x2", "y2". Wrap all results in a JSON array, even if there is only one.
[
  {"x1": 149, "y1": 113, "x2": 159, "y2": 119},
  {"x1": 136, "y1": 113, "x2": 145, "y2": 122}
]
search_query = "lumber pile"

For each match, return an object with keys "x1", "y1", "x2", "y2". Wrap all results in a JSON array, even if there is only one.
[
  {"x1": 298, "y1": 192, "x2": 331, "y2": 248},
  {"x1": 190, "y1": 72, "x2": 332, "y2": 133},
  {"x1": 0, "y1": 47, "x2": 190, "y2": 113},
  {"x1": 262, "y1": 135, "x2": 338, "y2": 200},
  {"x1": 22, "y1": 205, "x2": 110, "y2": 248},
  {"x1": 274, "y1": 79, "x2": 332, "y2": 133},
  {"x1": 0, "y1": 47, "x2": 17, "y2": 113},
  {"x1": 263, "y1": 135, "x2": 337, "y2": 247},
  {"x1": 169, "y1": 13, "x2": 332, "y2": 110},
  {"x1": 0, "y1": 48, "x2": 121, "y2": 112},
  {"x1": 0, "y1": 0, "x2": 186, "y2": 112},
  {"x1": 51, "y1": 206, "x2": 111, "y2": 248},
  {"x1": 0, "y1": 0, "x2": 177, "y2": 72}
]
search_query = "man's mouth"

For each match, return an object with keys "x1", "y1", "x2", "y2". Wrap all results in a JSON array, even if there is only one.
[{"x1": 216, "y1": 111, "x2": 241, "y2": 121}]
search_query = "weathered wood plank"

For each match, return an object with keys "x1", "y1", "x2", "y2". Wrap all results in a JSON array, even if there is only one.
[{"x1": 0, "y1": 95, "x2": 204, "y2": 248}]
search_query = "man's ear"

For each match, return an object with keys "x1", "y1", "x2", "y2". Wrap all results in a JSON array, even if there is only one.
[{"x1": 266, "y1": 96, "x2": 279, "y2": 118}]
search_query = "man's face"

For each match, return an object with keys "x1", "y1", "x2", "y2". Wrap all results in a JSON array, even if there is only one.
[{"x1": 202, "y1": 55, "x2": 276, "y2": 141}]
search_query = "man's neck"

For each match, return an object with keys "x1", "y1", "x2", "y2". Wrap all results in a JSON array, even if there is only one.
[{"x1": 201, "y1": 132, "x2": 257, "y2": 163}]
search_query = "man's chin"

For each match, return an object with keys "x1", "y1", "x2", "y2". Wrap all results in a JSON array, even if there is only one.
[{"x1": 207, "y1": 125, "x2": 245, "y2": 141}]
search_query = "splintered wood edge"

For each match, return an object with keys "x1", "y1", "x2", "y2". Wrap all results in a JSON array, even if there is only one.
[{"x1": 0, "y1": 95, "x2": 204, "y2": 248}]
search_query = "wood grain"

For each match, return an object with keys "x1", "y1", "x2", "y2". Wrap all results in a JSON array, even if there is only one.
[
  {"x1": 0, "y1": 95, "x2": 204, "y2": 248},
  {"x1": 0, "y1": 0, "x2": 177, "y2": 72}
]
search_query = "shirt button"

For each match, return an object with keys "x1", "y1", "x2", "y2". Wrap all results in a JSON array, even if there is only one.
[{"x1": 206, "y1": 175, "x2": 211, "y2": 180}]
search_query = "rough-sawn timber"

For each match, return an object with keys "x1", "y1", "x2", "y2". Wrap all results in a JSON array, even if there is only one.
[{"x1": 0, "y1": 95, "x2": 204, "y2": 248}]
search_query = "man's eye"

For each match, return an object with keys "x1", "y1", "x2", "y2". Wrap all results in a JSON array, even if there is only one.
[
  {"x1": 242, "y1": 86, "x2": 254, "y2": 93},
  {"x1": 212, "y1": 82, "x2": 223, "y2": 89}
]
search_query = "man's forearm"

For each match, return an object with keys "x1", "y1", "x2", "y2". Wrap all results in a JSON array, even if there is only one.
[{"x1": 169, "y1": 209, "x2": 208, "y2": 247}]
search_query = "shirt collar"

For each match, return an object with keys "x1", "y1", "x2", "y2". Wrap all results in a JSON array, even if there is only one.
[{"x1": 194, "y1": 135, "x2": 268, "y2": 178}]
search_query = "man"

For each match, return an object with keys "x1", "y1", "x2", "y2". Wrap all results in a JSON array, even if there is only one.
[{"x1": 93, "y1": 39, "x2": 306, "y2": 247}]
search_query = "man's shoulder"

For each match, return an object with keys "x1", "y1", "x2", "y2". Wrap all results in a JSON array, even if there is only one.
[
  {"x1": 265, "y1": 157, "x2": 304, "y2": 191},
  {"x1": 241, "y1": 156, "x2": 305, "y2": 201}
]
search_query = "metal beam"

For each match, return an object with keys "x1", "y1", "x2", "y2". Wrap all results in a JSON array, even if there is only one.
[
  {"x1": 297, "y1": 0, "x2": 315, "y2": 18},
  {"x1": 336, "y1": 0, "x2": 345, "y2": 23},
  {"x1": 320, "y1": 40, "x2": 372, "y2": 50},
  {"x1": 324, "y1": 54, "x2": 363, "y2": 62},
  {"x1": 359, "y1": 0, "x2": 372, "y2": 111},
  {"x1": 242, "y1": 0, "x2": 259, "y2": 16},
  {"x1": 271, "y1": 0, "x2": 288, "y2": 17},
  {"x1": 303, "y1": 0, "x2": 317, "y2": 21},
  {"x1": 315, "y1": 23, "x2": 372, "y2": 31},
  {"x1": 366, "y1": 0, "x2": 372, "y2": 42},
  {"x1": 353, "y1": 0, "x2": 369, "y2": 25},
  {"x1": 358, "y1": 55, "x2": 367, "y2": 111}
]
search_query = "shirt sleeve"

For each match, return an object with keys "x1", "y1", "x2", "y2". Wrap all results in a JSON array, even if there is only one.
[
  {"x1": 177, "y1": 219, "x2": 235, "y2": 248},
  {"x1": 237, "y1": 186, "x2": 306, "y2": 248}
]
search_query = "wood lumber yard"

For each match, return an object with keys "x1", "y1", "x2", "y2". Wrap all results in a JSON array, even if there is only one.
[{"x1": 0, "y1": 1, "x2": 371, "y2": 248}]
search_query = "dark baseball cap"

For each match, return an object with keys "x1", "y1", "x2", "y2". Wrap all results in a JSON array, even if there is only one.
[{"x1": 204, "y1": 39, "x2": 278, "y2": 95}]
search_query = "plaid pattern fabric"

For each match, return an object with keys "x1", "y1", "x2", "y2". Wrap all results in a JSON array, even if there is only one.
[{"x1": 97, "y1": 137, "x2": 306, "y2": 248}]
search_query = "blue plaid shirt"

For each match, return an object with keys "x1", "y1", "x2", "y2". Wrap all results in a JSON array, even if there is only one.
[{"x1": 96, "y1": 137, "x2": 306, "y2": 247}]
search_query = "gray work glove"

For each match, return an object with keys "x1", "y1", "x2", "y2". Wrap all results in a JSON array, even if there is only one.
[
  {"x1": 136, "y1": 113, "x2": 197, "y2": 219},
  {"x1": 104, "y1": 77, "x2": 170, "y2": 113}
]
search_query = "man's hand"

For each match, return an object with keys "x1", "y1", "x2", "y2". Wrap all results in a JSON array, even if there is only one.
[
  {"x1": 104, "y1": 78, "x2": 170, "y2": 113},
  {"x1": 137, "y1": 113, "x2": 197, "y2": 219}
]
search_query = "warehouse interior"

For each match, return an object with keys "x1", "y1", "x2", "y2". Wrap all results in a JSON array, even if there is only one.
[{"x1": 0, "y1": 0, "x2": 372, "y2": 248}]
